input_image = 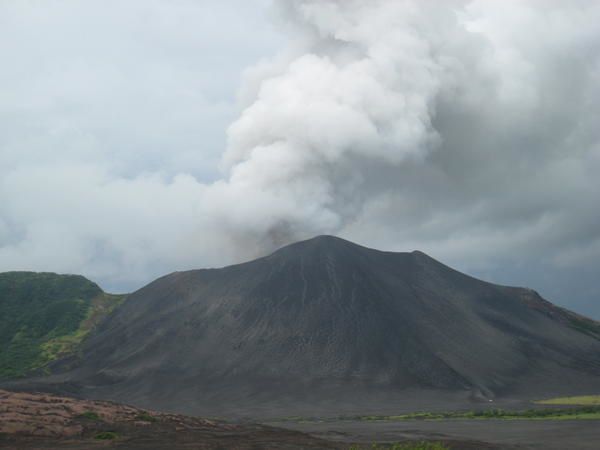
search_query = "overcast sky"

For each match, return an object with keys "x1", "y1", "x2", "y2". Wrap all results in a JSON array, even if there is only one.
[{"x1": 1, "y1": 0, "x2": 599, "y2": 319}]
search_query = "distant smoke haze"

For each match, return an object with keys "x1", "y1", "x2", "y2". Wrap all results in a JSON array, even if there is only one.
[{"x1": 1, "y1": 0, "x2": 599, "y2": 318}]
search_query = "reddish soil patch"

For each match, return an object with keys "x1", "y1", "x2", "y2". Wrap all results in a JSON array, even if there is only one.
[{"x1": 0, "y1": 389, "x2": 340, "y2": 449}]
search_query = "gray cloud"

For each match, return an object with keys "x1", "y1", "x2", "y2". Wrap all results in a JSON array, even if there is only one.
[
  {"x1": 0, "y1": 0, "x2": 280, "y2": 286},
  {"x1": 1, "y1": 0, "x2": 599, "y2": 318}
]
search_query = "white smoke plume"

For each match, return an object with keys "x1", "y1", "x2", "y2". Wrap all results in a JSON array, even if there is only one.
[
  {"x1": 1, "y1": 0, "x2": 600, "y2": 315},
  {"x1": 216, "y1": 0, "x2": 445, "y2": 245}
]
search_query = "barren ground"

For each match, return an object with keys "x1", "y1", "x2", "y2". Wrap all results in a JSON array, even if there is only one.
[{"x1": 279, "y1": 417, "x2": 600, "y2": 450}]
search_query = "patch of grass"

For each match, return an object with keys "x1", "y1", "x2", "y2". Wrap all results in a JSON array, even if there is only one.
[
  {"x1": 39, "y1": 292, "x2": 125, "y2": 363},
  {"x1": 94, "y1": 431, "x2": 118, "y2": 440},
  {"x1": 136, "y1": 412, "x2": 158, "y2": 422},
  {"x1": 567, "y1": 316, "x2": 600, "y2": 340},
  {"x1": 536, "y1": 395, "x2": 600, "y2": 406},
  {"x1": 79, "y1": 411, "x2": 101, "y2": 420},
  {"x1": 355, "y1": 406, "x2": 600, "y2": 421},
  {"x1": 278, "y1": 405, "x2": 600, "y2": 423},
  {"x1": 349, "y1": 443, "x2": 449, "y2": 450}
]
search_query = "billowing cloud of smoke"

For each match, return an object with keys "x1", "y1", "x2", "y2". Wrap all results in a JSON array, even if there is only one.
[
  {"x1": 1, "y1": 0, "x2": 600, "y2": 316},
  {"x1": 217, "y1": 0, "x2": 444, "y2": 246}
]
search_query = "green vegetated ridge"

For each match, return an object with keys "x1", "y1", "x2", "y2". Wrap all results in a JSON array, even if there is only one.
[
  {"x1": 536, "y1": 395, "x2": 600, "y2": 406},
  {"x1": 277, "y1": 404, "x2": 600, "y2": 424},
  {"x1": 0, "y1": 271, "x2": 126, "y2": 379}
]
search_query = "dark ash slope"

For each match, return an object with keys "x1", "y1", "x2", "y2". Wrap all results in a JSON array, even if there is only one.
[{"x1": 13, "y1": 236, "x2": 600, "y2": 415}]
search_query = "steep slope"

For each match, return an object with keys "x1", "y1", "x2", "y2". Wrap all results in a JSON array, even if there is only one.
[
  {"x1": 0, "y1": 272, "x2": 125, "y2": 379},
  {"x1": 11, "y1": 237, "x2": 600, "y2": 414}
]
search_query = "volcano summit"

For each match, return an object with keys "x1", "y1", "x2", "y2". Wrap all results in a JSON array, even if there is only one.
[{"x1": 11, "y1": 236, "x2": 600, "y2": 415}]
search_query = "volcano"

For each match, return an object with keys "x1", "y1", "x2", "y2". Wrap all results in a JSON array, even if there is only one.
[{"x1": 12, "y1": 236, "x2": 600, "y2": 415}]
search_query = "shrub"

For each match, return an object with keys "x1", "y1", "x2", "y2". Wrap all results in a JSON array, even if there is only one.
[
  {"x1": 79, "y1": 411, "x2": 100, "y2": 420},
  {"x1": 94, "y1": 431, "x2": 118, "y2": 440},
  {"x1": 136, "y1": 412, "x2": 158, "y2": 422}
]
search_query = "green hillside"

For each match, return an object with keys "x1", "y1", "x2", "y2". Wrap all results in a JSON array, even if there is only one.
[{"x1": 0, "y1": 272, "x2": 125, "y2": 379}]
